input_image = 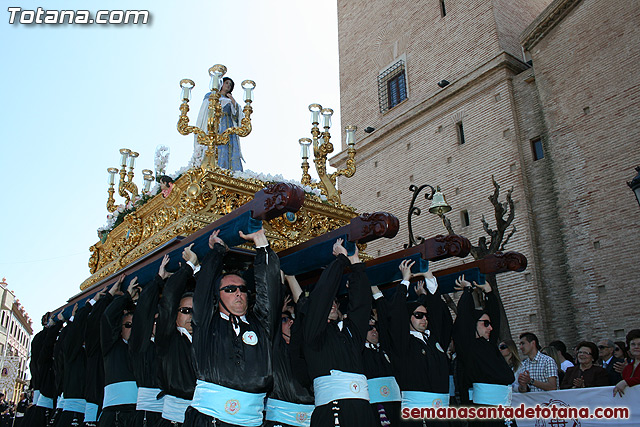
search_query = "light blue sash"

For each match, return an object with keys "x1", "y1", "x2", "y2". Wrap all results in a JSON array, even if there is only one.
[
  {"x1": 84, "y1": 403, "x2": 99, "y2": 422},
  {"x1": 367, "y1": 376, "x2": 401, "y2": 403},
  {"x1": 472, "y1": 383, "x2": 512, "y2": 406},
  {"x1": 36, "y1": 394, "x2": 54, "y2": 409},
  {"x1": 313, "y1": 370, "x2": 370, "y2": 407},
  {"x1": 63, "y1": 398, "x2": 86, "y2": 413},
  {"x1": 56, "y1": 395, "x2": 65, "y2": 409},
  {"x1": 136, "y1": 387, "x2": 164, "y2": 413},
  {"x1": 402, "y1": 390, "x2": 449, "y2": 410},
  {"x1": 162, "y1": 394, "x2": 191, "y2": 423},
  {"x1": 33, "y1": 391, "x2": 41, "y2": 406},
  {"x1": 191, "y1": 379, "x2": 266, "y2": 426},
  {"x1": 265, "y1": 398, "x2": 313, "y2": 427},
  {"x1": 103, "y1": 381, "x2": 138, "y2": 408}
]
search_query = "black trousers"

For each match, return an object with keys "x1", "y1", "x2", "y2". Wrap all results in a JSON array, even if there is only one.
[
  {"x1": 98, "y1": 406, "x2": 136, "y2": 427},
  {"x1": 311, "y1": 399, "x2": 377, "y2": 427},
  {"x1": 133, "y1": 410, "x2": 163, "y2": 427}
]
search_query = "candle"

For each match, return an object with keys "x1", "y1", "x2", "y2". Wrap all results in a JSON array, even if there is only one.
[
  {"x1": 107, "y1": 168, "x2": 118, "y2": 185},
  {"x1": 128, "y1": 152, "x2": 138, "y2": 169},
  {"x1": 299, "y1": 138, "x2": 312, "y2": 159},
  {"x1": 119, "y1": 149, "x2": 130, "y2": 168},
  {"x1": 345, "y1": 126, "x2": 357, "y2": 147}
]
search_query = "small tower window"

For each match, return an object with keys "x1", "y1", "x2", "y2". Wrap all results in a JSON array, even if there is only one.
[
  {"x1": 456, "y1": 121, "x2": 465, "y2": 145},
  {"x1": 460, "y1": 210, "x2": 470, "y2": 227},
  {"x1": 531, "y1": 137, "x2": 544, "y2": 160},
  {"x1": 440, "y1": 0, "x2": 446, "y2": 17}
]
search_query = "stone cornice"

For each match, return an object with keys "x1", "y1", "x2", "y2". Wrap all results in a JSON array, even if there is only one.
[
  {"x1": 520, "y1": 0, "x2": 583, "y2": 51},
  {"x1": 331, "y1": 51, "x2": 528, "y2": 166}
]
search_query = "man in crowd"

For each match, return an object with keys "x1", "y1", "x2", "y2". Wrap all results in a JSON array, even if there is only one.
[
  {"x1": 156, "y1": 247, "x2": 199, "y2": 425},
  {"x1": 598, "y1": 339, "x2": 623, "y2": 385},
  {"x1": 452, "y1": 275, "x2": 514, "y2": 427},
  {"x1": 99, "y1": 278, "x2": 140, "y2": 426},
  {"x1": 58, "y1": 301, "x2": 90, "y2": 426},
  {"x1": 184, "y1": 228, "x2": 281, "y2": 427},
  {"x1": 128, "y1": 267, "x2": 165, "y2": 426},
  {"x1": 385, "y1": 261, "x2": 452, "y2": 426},
  {"x1": 517, "y1": 332, "x2": 558, "y2": 392},
  {"x1": 303, "y1": 239, "x2": 375, "y2": 426}
]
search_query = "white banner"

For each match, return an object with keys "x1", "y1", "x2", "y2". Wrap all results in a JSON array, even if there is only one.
[{"x1": 511, "y1": 385, "x2": 639, "y2": 426}]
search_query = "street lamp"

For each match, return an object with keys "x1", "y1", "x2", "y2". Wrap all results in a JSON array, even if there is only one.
[
  {"x1": 628, "y1": 166, "x2": 640, "y2": 207},
  {"x1": 405, "y1": 184, "x2": 451, "y2": 248}
]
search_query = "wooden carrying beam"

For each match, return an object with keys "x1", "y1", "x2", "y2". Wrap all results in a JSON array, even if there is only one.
[
  {"x1": 279, "y1": 212, "x2": 400, "y2": 276},
  {"x1": 54, "y1": 183, "x2": 305, "y2": 315}
]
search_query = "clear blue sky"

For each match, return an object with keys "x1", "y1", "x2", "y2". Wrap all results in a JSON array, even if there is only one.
[{"x1": 0, "y1": 0, "x2": 342, "y2": 332}]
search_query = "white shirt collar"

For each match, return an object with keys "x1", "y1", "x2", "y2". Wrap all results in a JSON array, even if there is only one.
[
  {"x1": 365, "y1": 342, "x2": 380, "y2": 350},
  {"x1": 176, "y1": 327, "x2": 192, "y2": 343},
  {"x1": 219, "y1": 312, "x2": 249, "y2": 324},
  {"x1": 410, "y1": 329, "x2": 430, "y2": 343}
]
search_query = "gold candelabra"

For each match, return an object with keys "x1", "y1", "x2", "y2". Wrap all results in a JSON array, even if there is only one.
[
  {"x1": 106, "y1": 149, "x2": 154, "y2": 212},
  {"x1": 177, "y1": 64, "x2": 256, "y2": 171},
  {"x1": 299, "y1": 104, "x2": 357, "y2": 204}
]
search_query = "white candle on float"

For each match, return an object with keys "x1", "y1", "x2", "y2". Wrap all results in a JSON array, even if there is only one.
[{"x1": 119, "y1": 149, "x2": 130, "y2": 167}]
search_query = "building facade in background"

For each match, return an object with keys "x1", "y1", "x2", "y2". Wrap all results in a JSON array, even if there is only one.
[
  {"x1": 332, "y1": 0, "x2": 639, "y2": 346},
  {"x1": 0, "y1": 278, "x2": 33, "y2": 403}
]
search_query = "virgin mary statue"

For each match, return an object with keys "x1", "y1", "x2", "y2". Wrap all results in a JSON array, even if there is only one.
[{"x1": 189, "y1": 77, "x2": 244, "y2": 171}]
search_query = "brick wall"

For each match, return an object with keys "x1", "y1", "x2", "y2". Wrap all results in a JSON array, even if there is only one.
[
  {"x1": 334, "y1": 0, "x2": 639, "y2": 348},
  {"x1": 523, "y1": 0, "x2": 640, "y2": 343}
]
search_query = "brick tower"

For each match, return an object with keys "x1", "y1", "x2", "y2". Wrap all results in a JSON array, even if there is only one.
[{"x1": 332, "y1": 0, "x2": 640, "y2": 345}]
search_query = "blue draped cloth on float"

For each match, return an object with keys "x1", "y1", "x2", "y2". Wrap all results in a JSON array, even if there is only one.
[
  {"x1": 57, "y1": 211, "x2": 262, "y2": 318},
  {"x1": 280, "y1": 236, "x2": 357, "y2": 276}
]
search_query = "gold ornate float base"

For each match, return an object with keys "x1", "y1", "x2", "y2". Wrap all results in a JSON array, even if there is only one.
[{"x1": 83, "y1": 167, "x2": 357, "y2": 290}]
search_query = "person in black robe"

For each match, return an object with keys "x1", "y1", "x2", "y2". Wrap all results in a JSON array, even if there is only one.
[
  {"x1": 84, "y1": 280, "x2": 118, "y2": 426},
  {"x1": 265, "y1": 288, "x2": 315, "y2": 427},
  {"x1": 57, "y1": 302, "x2": 91, "y2": 427},
  {"x1": 99, "y1": 278, "x2": 140, "y2": 427},
  {"x1": 21, "y1": 313, "x2": 49, "y2": 427},
  {"x1": 128, "y1": 268, "x2": 164, "y2": 427},
  {"x1": 303, "y1": 239, "x2": 375, "y2": 427},
  {"x1": 156, "y1": 248, "x2": 198, "y2": 426},
  {"x1": 361, "y1": 310, "x2": 400, "y2": 427},
  {"x1": 51, "y1": 318, "x2": 69, "y2": 424},
  {"x1": 14, "y1": 392, "x2": 29, "y2": 427},
  {"x1": 384, "y1": 261, "x2": 452, "y2": 426},
  {"x1": 452, "y1": 276, "x2": 515, "y2": 427},
  {"x1": 184, "y1": 228, "x2": 280, "y2": 427}
]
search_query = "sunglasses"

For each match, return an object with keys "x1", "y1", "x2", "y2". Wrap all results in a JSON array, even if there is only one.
[
  {"x1": 615, "y1": 348, "x2": 621, "y2": 352},
  {"x1": 123, "y1": 322, "x2": 133, "y2": 329},
  {"x1": 178, "y1": 307, "x2": 193, "y2": 315},
  {"x1": 412, "y1": 312, "x2": 427, "y2": 319},
  {"x1": 576, "y1": 350, "x2": 592, "y2": 356},
  {"x1": 281, "y1": 316, "x2": 293, "y2": 323},
  {"x1": 499, "y1": 344, "x2": 508, "y2": 350},
  {"x1": 368, "y1": 324, "x2": 378, "y2": 331},
  {"x1": 220, "y1": 285, "x2": 248, "y2": 294},
  {"x1": 597, "y1": 345, "x2": 610, "y2": 349},
  {"x1": 478, "y1": 319, "x2": 491, "y2": 327}
]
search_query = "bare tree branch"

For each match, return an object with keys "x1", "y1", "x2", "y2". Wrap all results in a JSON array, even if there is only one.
[
  {"x1": 499, "y1": 226, "x2": 517, "y2": 251},
  {"x1": 442, "y1": 214, "x2": 456, "y2": 236}
]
